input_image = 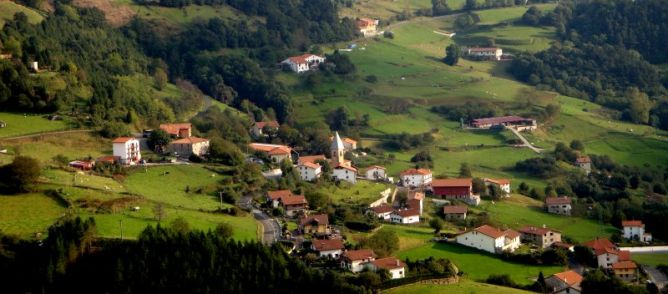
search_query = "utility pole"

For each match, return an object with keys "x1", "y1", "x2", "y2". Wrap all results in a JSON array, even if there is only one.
[
  {"x1": 218, "y1": 191, "x2": 224, "y2": 209},
  {"x1": 119, "y1": 216, "x2": 124, "y2": 241}
]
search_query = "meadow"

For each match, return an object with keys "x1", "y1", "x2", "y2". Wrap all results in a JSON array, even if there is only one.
[
  {"x1": 632, "y1": 253, "x2": 668, "y2": 267},
  {"x1": 310, "y1": 180, "x2": 392, "y2": 204},
  {"x1": 0, "y1": 192, "x2": 67, "y2": 238},
  {"x1": 0, "y1": 1, "x2": 44, "y2": 27},
  {"x1": 0, "y1": 112, "x2": 70, "y2": 139},
  {"x1": 385, "y1": 278, "x2": 533, "y2": 294}
]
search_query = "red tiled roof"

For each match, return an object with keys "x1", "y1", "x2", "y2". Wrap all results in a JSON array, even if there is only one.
[
  {"x1": 298, "y1": 155, "x2": 327, "y2": 164},
  {"x1": 300, "y1": 214, "x2": 329, "y2": 226},
  {"x1": 471, "y1": 116, "x2": 532, "y2": 125},
  {"x1": 408, "y1": 191, "x2": 425, "y2": 200},
  {"x1": 367, "y1": 165, "x2": 386, "y2": 170},
  {"x1": 333, "y1": 163, "x2": 358, "y2": 172},
  {"x1": 400, "y1": 168, "x2": 431, "y2": 176},
  {"x1": 159, "y1": 123, "x2": 191, "y2": 135},
  {"x1": 584, "y1": 238, "x2": 615, "y2": 251},
  {"x1": 281, "y1": 195, "x2": 307, "y2": 206},
  {"x1": 622, "y1": 220, "x2": 644, "y2": 228},
  {"x1": 594, "y1": 247, "x2": 619, "y2": 256},
  {"x1": 612, "y1": 261, "x2": 637, "y2": 270},
  {"x1": 370, "y1": 205, "x2": 393, "y2": 214},
  {"x1": 473, "y1": 225, "x2": 506, "y2": 239},
  {"x1": 576, "y1": 156, "x2": 591, "y2": 164},
  {"x1": 96, "y1": 155, "x2": 120, "y2": 163},
  {"x1": 519, "y1": 226, "x2": 559, "y2": 236},
  {"x1": 545, "y1": 196, "x2": 571, "y2": 205},
  {"x1": 267, "y1": 190, "x2": 293, "y2": 201},
  {"x1": 285, "y1": 54, "x2": 323, "y2": 65},
  {"x1": 503, "y1": 229, "x2": 520, "y2": 239},
  {"x1": 432, "y1": 178, "x2": 472, "y2": 188},
  {"x1": 406, "y1": 199, "x2": 421, "y2": 210},
  {"x1": 357, "y1": 18, "x2": 376, "y2": 28},
  {"x1": 443, "y1": 205, "x2": 468, "y2": 214},
  {"x1": 343, "y1": 137, "x2": 357, "y2": 144},
  {"x1": 112, "y1": 137, "x2": 136, "y2": 143},
  {"x1": 312, "y1": 239, "x2": 344, "y2": 251},
  {"x1": 618, "y1": 250, "x2": 631, "y2": 261},
  {"x1": 254, "y1": 121, "x2": 279, "y2": 129},
  {"x1": 393, "y1": 208, "x2": 420, "y2": 218},
  {"x1": 552, "y1": 270, "x2": 583, "y2": 286},
  {"x1": 249, "y1": 143, "x2": 292, "y2": 155},
  {"x1": 552, "y1": 242, "x2": 574, "y2": 249},
  {"x1": 485, "y1": 178, "x2": 511, "y2": 185},
  {"x1": 343, "y1": 249, "x2": 376, "y2": 262},
  {"x1": 171, "y1": 137, "x2": 209, "y2": 144},
  {"x1": 299, "y1": 161, "x2": 321, "y2": 169},
  {"x1": 468, "y1": 47, "x2": 501, "y2": 52},
  {"x1": 371, "y1": 257, "x2": 405, "y2": 270}
]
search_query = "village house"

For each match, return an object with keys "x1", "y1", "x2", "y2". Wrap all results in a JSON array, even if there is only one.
[
  {"x1": 297, "y1": 161, "x2": 322, "y2": 182},
  {"x1": 575, "y1": 156, "x2": 592, "y2": 175},
  {"x1": 331, "y1": 132, "x2": 357, "y2": 184},
  {"x1": 471, "y1": 116, "x2": 537, "y2": 131},
  {"x1": 545, "y1": 196, "x2": 572, "y2": 216},
  {"x1": 298, "y1": 155, "x2": 327, "y2": 165},
  {"x1": 407, "y1": 191, "x2": 425, "y2": 215},
  {"x1": 299, "y1": 214, "x2": 330, "y2": 235},
  {"x1": 68, "y1": 160, "x2": 94, "y2": 171},
  {"x1": 400, "y1": 168, "x2": 432, "y2": 188},
  {"x1": 622, "y1": 220, "x2": 652, "y2": 242},
  {"x1": 484, "y1": 178, "x2": 511, "y2": 195},
  {"x1": 266, "y1": 190, "x2": 293, "y2": 208},
  {"x1": 341, "y1": 249, "x2": 376, "y2": 273},
  {"x1": 332, "y1": 164, "x2": 358, "y2": 184},
  {"x1": 281, "y1": 54, "x2": 326, "y2": 73},
  {"x1": 518, "y1": 226, "x2": 562, "y2": 249},
  {"x1": 368, "y1": 257, "x2": 406, "y2": 279},
  {"x1": 544, "y1": 270, "x2": 583, "y2": 294},
  {"x1": 431, "y1": 178, "x2": 480, "y2": 206},
  {"x1": 250, "y1": 121, "x2": 280, "y2": 137},
  {"x1": 456, "y1": 225, "x2": 521, "y2": 254},
  {"x1": 311, "y1": 239, "x2": 345, "y2": 258},
  {"x1": 279, "y1": 195, "x2": 308, "y2": 217},
  {"x1": 96, "y1": 155, "x2": 119, "y2": 165},
  {"x1": 169, "y1": 137, "x2": 210, "y2": 157},
  {"x1": 466, "y1": 47, "x2": 503, "y2": 60},
  {"x1": 584, "y1": 238, "x2": 631, "y2": 269},
  {"x1": 159, "y1": 123, "x2": 192, "y2": 138},
  {"x1": 390, "y1": 208, "x2": 420, "y2": 224},
  {"x1": 249, "y1": 143, "x2": 292, "y2": 164},
  {"x1": 368, "y1": 204, "x2": 393, "y2": 220},
  {"x1": 443, "y1": 205, "x2": 468, "y2": 221},
  {"x1": 357, "y1": 17, "x2": 379, "y2": 37},
  {"x1": 112, "y1": 137, "x2": 141, "y2": 165},
  {"x1": 365, "y1": 165, "x2": 387, "y2": 181},
  {"x1": 612, "y1": 261, "x2": 639, "y2": 283}
]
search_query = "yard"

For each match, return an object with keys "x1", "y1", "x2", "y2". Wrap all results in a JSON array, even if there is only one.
[
  {"x1": 632, "y1": 253, "x2": 668, "y2": 267},
  {"x1": 385, "y1": 278, "x2": 533, "y2": 294}
]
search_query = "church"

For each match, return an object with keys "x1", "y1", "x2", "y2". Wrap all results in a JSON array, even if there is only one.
[{"x1": 330, "y1": 132, "x2": 358, "y2": 184}]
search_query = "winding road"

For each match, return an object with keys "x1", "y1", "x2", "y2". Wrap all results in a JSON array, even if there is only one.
[{"x1": 239, "y1": 195, "x2": 281, "y2": 245}]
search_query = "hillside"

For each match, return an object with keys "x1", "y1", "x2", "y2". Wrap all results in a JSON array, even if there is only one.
[{"x1": 0, "y1": 1, "x2": 44, "y2": 27}]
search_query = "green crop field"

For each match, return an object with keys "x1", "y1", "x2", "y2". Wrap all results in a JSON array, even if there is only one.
[
  {"x1": 632, "y1": 253, "x2": 668, "y2": 267},
  {"x1": 398, "y1": 242, "x2": 563, "y2": 285},
  {"x1": 0, "y1": 192, "x2": 67, "y2": 238},
  {"x1": 0, "y1": 112, "x2": 70, "y2": 139},
  {"x1": 386, "y1": 279, "x2": 533, "y2": 294},
  {"x1": 0, "y1": 1, "x2": 44, "y2": 27},
  {"x1": 476, "y1": 195, "x2": 617, "y2": 242}
]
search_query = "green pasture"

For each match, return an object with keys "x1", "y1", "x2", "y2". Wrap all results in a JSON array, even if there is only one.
[
  {"x1": 112, "y1": 0, "x2": 253, "y2": 27},
  {"x1": 386, "y1": 279, "x2": 533, "y2": 294},
  {"x1": 0, "y1": 1, "x2": 44, "y2": 27},
  {"x1": 0, "y1": 192, "x2": 67, "y2": 238},
  {"x1": 309, "y1": 180, "x2": 391, "y2": 205},
  {"x1": 0, "y1": 112, "x2": 70, "y2": 139},
  {"x1": 1, "y1": 131, "x2": 108, "y2": 162},
  {"x1": 632, "y1": 253, "x2": 668, "y2": 267}
]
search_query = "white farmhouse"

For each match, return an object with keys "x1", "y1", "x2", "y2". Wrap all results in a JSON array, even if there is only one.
[
  {"x1": 298, "y1": 161, "x2": 322, "y2": 182},
  {"x1": 365, "y1": 165, "x2": 387, "y2": 181},
  {"x1": 622, "y1": 220, "x2": 652, "y2": 242},
  {"x1": 341, "y1": 249, "x2": 376, "y2": 273},
  {"x1": 249, "y1": 143, "x2": 292, "y2": 164},
  {"x1": 484, "y1": 178, "x2": 511, "y2": 195},
  {"x1": 368, "y1": 204, "x2": 393, "y2": 220},
  {"x1": 311, "y1": 239, "x2": 345, "y2": 258},
  {"x1": 333, "y1": 165, "x2": 357, "y2": 184},
  {"x1": 390, "y1": 208, "x2": 420, "y2": 224},
  {"x1": 399, "y1": 168, "x2": 432, "y2": 188},
  {"x1": 456, "y1": 225, "x2": 520, "y2": 254},
  {"x1": 368, "y1": 257, "x2": 406, "y2": 279},
  {"x1": 112, "y1": 137, "x2": 141, "y2": 165},
  {"x1": 467, "y1": 47, "x2": 503, "y2": 60},
  {"x1": 281, "y1": 54, "x2": 326, "y2": 73}
]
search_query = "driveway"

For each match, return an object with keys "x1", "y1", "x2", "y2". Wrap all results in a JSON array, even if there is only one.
[{"x1": 507, "y1": 126, "x2": 543, "y2": 154}]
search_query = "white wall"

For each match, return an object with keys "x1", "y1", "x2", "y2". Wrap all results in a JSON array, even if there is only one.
[
  {"x1": 456, "y1": 231, "x2": 498, "y2": 254},
  {"x1": 333, "y1": 169, "x2": 356, "y2": 184}
]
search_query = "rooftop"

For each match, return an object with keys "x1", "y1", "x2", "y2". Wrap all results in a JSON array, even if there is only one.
[
  {"x1": 484, "y1": 178, "x2": 511, "y2": 185},
  {"x1": 171, "y1": 137, "x2": 209, "y2": 144},
  {"x1": 432, "y1": 178, "x2": 472, "y2": 187},
  {"x1": 552, "y1": 270, "x2": 583, "y2": 286},
  {"x1": 519, "y1": 226, "x2": 559, "y2": 236},
  {"x1": 312, "y1": 239, "x2": 345, "y2": 251},
  {"x1": 343, "y1": 249, "x2": 376, "y2": 261},
  {"x1": 159, "y1": 123, "x2": 191, "y2": 135},
  {"x1": 267, "y1": 190, "x2": 293, "y2": 201},
  {"x1": 612, "y1": 261, "x2": 637, "y2": 270},
  {"x1": 300, "y1": 214, "x2": 329, "y2": 226},
  {"x1": 400, "y1": 168, "x2": 432, "y2": 176},
  {"x1": 443, "y1": 205, "x2": 468, "y2": 214},
  {"x1": 112, "y1": 137, "x2": 137, "y2": 143},
  {"x1": 584, "y1": 238, "x2": 615, "y2": 251},
  {"x1": 370, "y1": 205, "x2": 393, "y2": 214},
  {"x1": 393, "y1": 208, "x2": 420, "y2": 218},
  {"x1": 249, "y1": 143, "x2": 292, "y2": 155},
  {"x1": 576, "y1": 156, "x2": 591, "y2": 164},
  {"x1": 622, "y1": 220, "x2": 644, "y2": 228},
  {"x1": 371, "y1": 257, "x2": 405, "y2": 270},
  {"x1": 254, "y1": 121, "x2": 279, "y2": 129},
  {"x1": 471, "y1": 116, "x2": 534, "y2": 125},
  {"x1": 285, "y1": 53, "x2": 323, "y2": 65},
  {"x1": 545, "y1": 196, "x2": 571, "y2": 205},
  {"x1": 281, "y1": 195, "x2": 307, "y2": 206},
  {"x1": 298, "y1": 155, "x2": 327, "y2": 165}
]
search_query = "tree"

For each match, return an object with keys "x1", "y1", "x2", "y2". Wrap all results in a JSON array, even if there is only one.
[
  {"x1": 459, "y1": 163, "x2": 472, "y2": 177},
  {"x1": 148, "y1": 129, "x2": 171, "y2": 152},
  {"x1": 444, "y1": 44, "x2": 461, "y2": 66},
  {"x1": 359, "y1": 230, "x2": 399, "y2": 257},
  {"x1": 570, "y1": 140, "x2": 585, "y2": 151},
  {"x1": 215, "y1": 223, "x2": 234, "y2": 239},
  {"x1": 521, "y1": 6, "x2": 543, "y2": 26},
  {"x1": 152, "y1": 203, "x2": 166, "y2": 223},
  {"x1": 628, "y1": 88, "x2": 652, "y2": 124},
  {"x1": 209, "y1": 137, "x2": 244, "y2": 166},
  {"x1": 429, "y1": 218, "x2": 443, "y2": 234},
  {"x1": 170, "y1": 217, "x2": 190, "y2": 234},
  {"x1": 154, "y1": 68, "x2": 168, "y2": 90},
  {"x1": 0, "y1": 156, "x2": 41, "y2": 193},
  {"x1": 431, "y1": 0, "x2": 450, "y2": 16},
  {"x1": 536, "y1": 271, "x2": 547, "y2": 292}
]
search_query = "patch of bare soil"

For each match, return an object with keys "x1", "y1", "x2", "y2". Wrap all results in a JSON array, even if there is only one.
[{"x1": 71, "y1": 0, "x2": 136, "y2": 26}]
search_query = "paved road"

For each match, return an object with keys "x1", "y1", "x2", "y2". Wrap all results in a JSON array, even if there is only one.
[
  {"x1": 507, "y1": 126, "x2": 543, "y2": 154},
  {"x1": 643, "y1": 265, "x2": 668, "y2": 289},
  {"x1": 239, "y1": 195, "x2": 280, "y2": 245}
]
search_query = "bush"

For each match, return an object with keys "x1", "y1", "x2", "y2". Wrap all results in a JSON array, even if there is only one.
[
  {"x1": 486, "y1": 274, "x2": 517, "y2": 288},
  {"x1": 344, "y1": 221, "x2": 378, "y2": 232}
]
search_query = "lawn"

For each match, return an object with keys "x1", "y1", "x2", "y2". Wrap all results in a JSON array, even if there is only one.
[
  {"x1": 632, "y1": 253, "x2": 668, "y2": 267},
  {"x1": 0, "y1": 193, "x2": 67, "y2": 238},
  {"x1": 385, "y1": 278, "x2": 533, "y2": 294},
  {"x1": 0, "y1": 1, "x2": 44, "y2": 27},
  {"x1": 398, "y1": 242, "x2": 563, "y2": 285},
  {"x1": 309, "y1": 180, "x2": 392, "y2": 205},
  {"x1": 477, "y1": 195, "x2": 616, "y2": 242},
  {"x1": 0, "y1": 112, "x2": 70, "y2": 139},
  {"x1": 124, "y1": 165, "x2": 227, "y2": 210}
]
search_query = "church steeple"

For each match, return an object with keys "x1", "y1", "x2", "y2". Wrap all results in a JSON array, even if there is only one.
[{"x1": 331, "y1": 132, "x2": 345, "y2": 164}]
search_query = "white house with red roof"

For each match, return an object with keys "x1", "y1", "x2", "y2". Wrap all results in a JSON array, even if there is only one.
[
  {"x1": 250, "y1": 121, "x2": 280, "y2": 137},
  {"x1": 281, "y1": 54, "x2": 326, "y2": 73},
  {"x1": 484, "y1": 178, "x2": 511, "y2": 194},
  {"x1": 518, "y1": 225, "x2": 562, "y2": 249},
  {"x1": 400, "y1": 168, "x2": 432, "y2": 188},
  {"x1": 311, "y1": 239, "x2": 345, "y2": 258},
  {"x1": 622, "y1": 220, "x2": 652, "y2": 242},
  {"x1": 357, "y1": 18, "x2": 379, "y2": 37},
  {"x1": 341, "y1": 249, "x2": 376, "y2": 273},
  {"x1": 584, "y1": 238, "x2": 632, "y2": 269},
  {"x1": 545, "y1": 270, "x2": 583, "y2": 294},
  {"x1": 298, "y1": 161, "x2": 322, "y2": 182},
  {"x1": 368, "y1": 257, "x2": 406, "y2": 279},
  {"x1": 365, "y1": 165, "x2": 386, "y2": 181},
  {"x1": 456, "y1": 225, "x2": 521, "y2": 254},
  {"x1": 159, "y1": 123, "x2": 192, "y2": 138},
  {"x1": 249, "y1": 143, "x2": 292, "y2": 164},
  {"x1": 471, "y1": 116, "x2": 537, "y2": 131},
  {"x1": 390, "y1": 208, "x2": 420, "y2": 224},
  {"x1": 545, "y1": 196, "x2": 572, "y2": 215},
  {"x1": 266, "y1": 190, "x2": 308, "y2": 217},
  {"x1": 112, "y1": 137, "x2": 141, "y2": 165},
  {"x1": 575, "y1": 156, "x2": 592, "y2": 175},
  {"x1": 169, "y1": 137, "x2": 210, "y2": 157},
  {"x1": 368, "y1": 204, "x2": 393, "y2": 220},
  {"x1": 466, "y1": 47, "x2": 503, "y2": 60},
  {"x1": 333, "y1": 164, "x2": 358, "y2": 184}
]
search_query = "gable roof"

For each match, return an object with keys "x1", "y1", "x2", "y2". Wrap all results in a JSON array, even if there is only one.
[
  {"x1": 370, "y1": 204, "x2": 393, "y2": 214},
  {"x1": 267, "y1": 190, "x2": 293, "y2": 201},
  {"x1": 300, "y1": 214, "x2": 329, "y2": 226},
  {"x1": 159, "y1": 123, "x2": 191, "y2": 135},
  {"x1": 519, "y1": 226, "x2": 559, "y2": 236},
  {"x1": 343, "y1": 137, "x2": 357, "y2": 144},
  {"x1": 406, "y1": 199, "x2": 421, "y2": 210},
  {"x1": 584, "y1": 238, "x2": 615, "y2": 251},
  {"x1": 392, "y1": 208, "x2": 420, "y2": 218},
  {"x1": 281, "y1": 195, "x2": 307, "y2": 206},
  {"x1": 366, "y1": 165, "x2": 386, "y2": 170},
  {"x1": 299, "y1": 161, "x2": 321, "y2": 169},
  {"x1": 284, "y1": 54, "x2": 323, "y2": 65},
  {"x1": 343, "y1": 249, "x2": 376, "y2": 262},
  {"x1": 484, "y1": 178, "x2": 511, "y2": 185},
  {"x1": 333, "y1": 163, "x2": 357, "y2": 172},
  {"x1": 503, "y1": 229, "x2": 520, "y2": 239},
  {"x1": 312, "y1": 239, "x2": 344, "y2": 251},
  {"x1": 471, "y1": 116, "x2": 532, "y2": 125},
  {"x1": 249, "y1": 143, "x2": 292, "y2": 155},
  {"x1": 254, "y1": 121, "x2": 279, "y2": 129},
  {"x1": 545, "y1": 196, "x2": 571, "y2": 205},
  {"x1": 576, "y1": 156, "x2": 591, "y2": 164},
  {"x1": 112, "y1": 137, "x2": 136, "y2": 143},
  {"x1": 400, "y1": 168, "x2": 432, "y2": 176},
  {"x1": 298, "y1": 155, "x2": 327, "y2": 165},
  {"x1": 432, "y1": 178, "x2": 472, "y2": 187},
  {"x1": 468, "y1": 47, "x2": 501, "y2": 52},
  {"x1": 357, "y1": 18, "x2": 376, "y2": 28},
  {"x1": 622, "y1": 220, "x2": 644, "y2": 228},
  {"x1": 371, "y1": 257, "x2": 405, "y2": 270},
  {"x1": 171, "y1": 136, "x2": 209, "y2": 144},
  {"x1": 551, "y1": 270, "x2": 583, "y2": 286},
  {"x1": 408, "y1": 191, "x2": 425, "y2": 201},
  {"x1": 470, "y1": 225, "x2": 507, "y2": 239},
  {"x1": 443, "y1": 205, "x2": 468, "y2": 214},
  {"x1": 612, "y1": 261, "x2": 637, "y2": 270}
]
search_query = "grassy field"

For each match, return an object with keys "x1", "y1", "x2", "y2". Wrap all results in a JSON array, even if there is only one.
[
  {"x1": 0, "y1": 1, "x2": 44, "y2": 27},
  {"x1": 386, "y1": 278, "x2": 533, "y2": 294},
  {"x1": 0, "y1": 193, "x2": 67, "y2": 238},
  {"x1": 0, "y1": 112, "x2": 70, "y2": 139},
  {"x1": 339, "y1": 0, "x2": 467, "y2": 20},
  {"x1": 310, "y1": 180, "x2": 392, "y2": 204},
  {"x1": 2, "y1": 132, "x2": 109, "y2": 163},
  {"x1": 632, "y1": 253, "x2": 668, "y2": 267},
  {"x1": 398, "y1": 242, "x2": 563, "y2": 285}
]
